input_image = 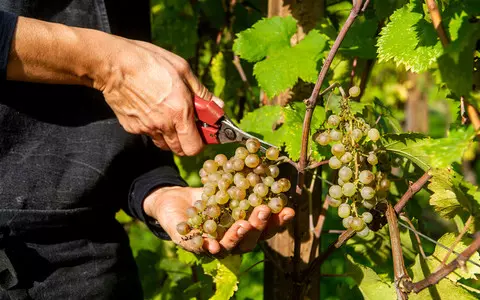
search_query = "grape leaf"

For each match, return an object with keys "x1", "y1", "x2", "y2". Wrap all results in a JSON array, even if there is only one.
[
  {"x1": 377, "y1": 3, "x2": 443, "y2": 72},
  {"x1": 340, "y1": 17, "x2": 378, "y2": 59},
  {"x1": 177, "y1": 247, "x2": 202, "y2": 266},
  {"x1": 383, "y1": 133, "x2": 431, "y2": 170},
  {"x1": 346, "y1": 255, "x2": 397, "y2": 299},
  {"x1": 202, "y1": 255, "x2": 241, "y2": 300},
  {"x1": 233, "y1": 16, "x2": 327, "y2": 97},
  {"x1": 427, "y1": 168, "x2": 480, "y2": 218},
  {"x1": 238, "y1": 105, "x2": 284, "y2": 143},
  {"x1": 408, "y1": 233, "x2": 480, "y2": 300}
]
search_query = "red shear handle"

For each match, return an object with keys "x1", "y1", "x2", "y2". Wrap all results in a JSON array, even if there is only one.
[
  {"x1": 197, "y1": 122, "x2": 220, "y2": 144},
  {"x1": 194, "y1": 95, "x2": 224, "y2": 125}
]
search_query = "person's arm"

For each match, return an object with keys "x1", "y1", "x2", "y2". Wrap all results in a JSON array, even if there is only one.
[{"x1": 4, "y1": 14, "x2": 222, "y2": 156}]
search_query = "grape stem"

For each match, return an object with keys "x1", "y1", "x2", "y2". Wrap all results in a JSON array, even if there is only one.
[
  {"x1": 305, "y1": 159, "x2": 329, "y2": 170},
  {"x1": 394, "y1": 171, "x2": 432, "y2": 214}
]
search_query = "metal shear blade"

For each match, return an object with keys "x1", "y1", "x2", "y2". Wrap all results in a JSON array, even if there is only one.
[{"x1": 218, "y1": 117, "x2": 276, "y2": 152}]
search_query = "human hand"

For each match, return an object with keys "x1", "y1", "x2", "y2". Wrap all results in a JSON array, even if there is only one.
[
  {"x1": 143, "y1": 186, "x2": 295, "y2": 255},
  {"x1": 93, "y1": 38, "x2": 223, "y2": 156}
]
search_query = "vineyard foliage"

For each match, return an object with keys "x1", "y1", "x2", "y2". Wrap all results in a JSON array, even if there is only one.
[{"x1": 115, "y1": 0, "x2": 480, "y2": 299}]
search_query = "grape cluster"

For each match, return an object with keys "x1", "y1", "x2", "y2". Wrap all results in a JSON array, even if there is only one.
[
  {"x1": 176, "y1": 139, "x2": 291, "y2": 247},
  {"x1": 314, "y1": 86, "x2": 390, "y2": 237}
]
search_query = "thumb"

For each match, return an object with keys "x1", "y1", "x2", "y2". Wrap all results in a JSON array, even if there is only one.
[{"x1": 183, "y1": 69, "x2": 224, "y2": 108}]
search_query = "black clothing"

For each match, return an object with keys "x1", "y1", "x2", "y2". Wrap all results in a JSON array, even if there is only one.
[{"x1": 0, "y1": 1, "x2": 186, "y2": 298}]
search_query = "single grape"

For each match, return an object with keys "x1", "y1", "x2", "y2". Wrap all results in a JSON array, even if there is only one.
[
  {"x1": 203, "y1": 220, "x2": 217, "y2": 234},
  {"x1": 315, "y1": 132, "x2": 331, "y2": 146},
  {"x1": 229, "y1": 199, "x2": 240, "y2": 209},
  {"x1": 254, "y1": 183, "x2": 269, "y2": 197},
  {"x1": 340, "y1": 152, "x2": 353, "y2": 164},
  {"x1": 190, "y1": 215, "x2": 203, "y2": 227},
  {"x1": 214, "y1": 154, "x2": 228, "y2": 166},
  {"x1": 235, "y1": 147, "x2": 249, "y2": 159},
  {"x1": 271, "y1": 181, "x2": 282, "y2": 194},
  {"x1": 201, "y1": 192, "x2": 209, "y2": 201},
  {"x1": 268, "y1": 165, "x2": 280, "y2": 178},
  {"x1": 349, "y1": 86, "x2": 361, "y2": 97},
  {"x1": 194, "y1": 200, "x2": 206, "y2": 212},
  {"x1": 331, "y1": 143, "x2": 346, "y2": 157},
  {"x1": 338, "y1": 177, "x2": 345, "y2": 186},
  {"x1": 328, "y1": 115, "x2": 341, "y2": 127},
  {"x1": 203, "y1": 160, "x2": 218, "y2": 173},
  {"x1": 362, "y1": 212, "x2": 373, "y2": 224},
  {"x1": 380, "y1": 178, "x2": 391, "y2": 191},
  {"x1": 352, "y1": 128, "x2": 363, "y2": 142},
  {"x1": 338, "y1": 203, "x2": 351, "y2": 218},
  {"x1": 329, "y1": 185, "x2": 343, "y2": 199},
  {"x1": 356, "y1": 226, "x2": 370, "y2": 237},
  {"x1": 218, "y1": 178, "x2": 231, "y2": 191},
  {"x1": 206, "y1": 196, "x2": 217, "y2": 206},
  {"x1": 363, "y1": 124, "x2": 371, "y2": 135},
  {"x1": 239, "y1": 199, "x2": 251, "y2": 210},
  {"x1": 342, "y1": 182, "x2": 357, "y2": 197},
  {"x1": 232, "y1": 158, "x2": 245, "y2": 171},
  {"x1": 368, "y1": 128, "x2": 380, "y2": 142},
  {"x1": 327, "y1": 197, "x2": 342, "y2": 208},
  {"x1": 377, "y1": 190, "x2": 388, "y2": 200},
  {"x1": 362, "y1": 199, "x2": 376, "y2": 210},
  {"x1": 191, "y1": 235, "x2": 203, "y2": 248},
  {"x1": 227, "y1": 186, "x2": 238, "y2": 199},
  {"x1": 219, "y1": 213, "x2": 234, "y2": 227},
  {"x1": 222, "y1": 173, "x2": 234, "y2": 182},
  {"x1": 176, "y1": 222, "x2": 191, "y2": 235},
  {"x1": 253, "y1": 163, "x2": 267, "y2": 175},
  {"x1": 205, "y1": 205, "x2": 221, "y2": 218},
  {"x1": 245, "y1": 154, "x2": 260, "y2": 168},
  {"x1": 329, "y1": 157, "x2": 342, "y2": 169},
  {"x1": 266, "y1": 147, "x2": 280, "y2": 160},
  {"x1": 263, "y1": 176, "x2": 275, "y2": 187},
  {"x1": 338, "y1": 166, "x2": 353, "y2": 182},
  {"x1": 186, "y1": 207, "x2": 198, "y2": 218},
  {"x1": 350, "y1": 217, "x2": 366, "y2": 231},
  {"x1": 342, "y1": 216, "x2": 353, "y2": 228},
  {"x1": 223, "y1": 160, "x2": 234, "y2": 173},
  {"x1": 199, "y1": 168, "x2": 208, "y2": 178},
  {"x1": 201, "y1": 177, "x2": 209, "y2": 185},
  {"x1": 215, "y1": 190, "x2": 229, "y2": 205},
  {"x1": 203, "y1": 184, "x2": 216, "y2": 197},
  {"x1": 246, "y1": 172, "x2": 261, "y2": 186},
  {"x1": 208, "y1": 172, "x2": 222, "y2": 183},
  {"x1": 268, "y1": 197, "x2": 284, "y2": 213},
  {"x1": 246, "y1": 138, "x2": 261, "y2": 153},
  {"x1": 330, "y1": 129, "x2": 343, "y2": 142},
  {"x1": 232, "y1": 208, "x2": 246, "y2": 220},
  {"x1": 360, "y1": 186, "x2": 375, "y2": 200},
  {"x1": 367, "y1": 153, "x2": 378, "y2": 165},
  {"x1": 233, "y1": 172, "x2": 245, "y2": 185},
  {"x1": 236, "y1": 178, "x2": 250, "y2": 190},
  {"x1": 277, "y1": 178, "x2": 291, "y2": 192},
  {"x1": 359, "y1": 170, "x2": 374, "y2": 185},
  {"x1": 278, "y1": 193, "x2": 288, "y2": 206},
  {"x1": 233, "y1": 188, "x2": 247, "y2": 200},
  {"x1": 248, "y1": 193, "x2": 263, "y2": 207}
]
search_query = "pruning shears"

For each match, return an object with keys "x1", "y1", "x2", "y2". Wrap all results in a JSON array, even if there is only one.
[{"x1": 194, "y1": 95, "x2": 275, "y2": 151}]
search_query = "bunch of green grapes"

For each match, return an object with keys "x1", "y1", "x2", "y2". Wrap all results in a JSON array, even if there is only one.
[
  {"x1": 313, "y1": 86, "x2": 390, "y2": 237},
  {"x1": 176, "y1": 138, "x2": 291, "y2": 247}
]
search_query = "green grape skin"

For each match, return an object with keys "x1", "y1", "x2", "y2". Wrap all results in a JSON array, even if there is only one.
[
  {"x1": 201, "y1": 192, "x2": 209, "y2": 201},
  {"x1": 268, "y1": 197, "x2": 284, "y2": 213},
  {"x1": 328, "y1": 115, "x2": 341, "y2": 127},
  {"x1": 222, "y1": 173, "x2": 234, "y2": 182},
  {"x1": 232, "y1": 208, "x2": 246, "y2": 220},
  {"x1": 330, "y1": 129, "x2": 343, "y2": 142},
  {"x1": 176, "y1": 222, "x2": 191, "y2": 235},
  {"x1": 338, "y1": 166, "x2": 353, "y2": 182},
  {"x1": 368, "y1": 128, "x2": 380, "y2": 142},
  {"x1": 234, "y1": 188, "x2": 247, "y2": 200},
  {"x1": 352, "y1": 129, "x2": 363, "y2": 142},
  {"x1": 203, "y1": 220, "x2": 217, "y2": 234},
  {"x1": 248, "y1": 193, "x2": 263, "y2": 207},
  {"x1": 218, "y1": 178, "x2": 231, "y2": 191},
  {"x1": 331, "y1": 143, "x2": 346, "y2": 157},
  {"x1": 190, "y1": 215, "x2": 203, "y2": 227},
  {"x1": 278, "y1": 193, "x2": 288, "y2": 206},
  {"x1": 328, "y1": 156, "x2": 342, "y2": 169},
  {"x1": 201, "y1": 177, "x2": 209, "y2": 185},
  {"x1": 235, "y1": 147, "x2": 249, "y2": 159},
  {"x1": 380, "y1": 178, "x2": 391, "y2": 191},
  {"x1": 349, "y1": 86, "x2": 361, "y2": 97},
  {"x1": 214, "y1": 154, "x2": 228, "y2": 166},
  {"x1": 350, "y1": 217, "x2": 366, "y2": 231},
  {"x1": 219, "y1": 213, "x2": 234, "y2": 227},
  {"x1": 266, "y1": 147, "x2": 280, "y2": 160},
  {"x1": 194, "y1": 200, "x2": 206, "y2": 211},
  {"x1": 227, "y1": 186, "x2": 237, "y2": 199},
  {"x1": 253, "y1": 163, "x2": 267, "y2": 175},
  {"x1": 199, "y1": 168, "x2": 208, "y2": 178},
  {"x1": 362, "y1": 212, "x2": 373, "y2": 223},
  {"x1": 245, "y1": 154, "x2": 260, "y2": 168},
  {"x1": 246, "y1": 138, "x2": 261, "y2": 153},
  {"x1": 215, "y1": 190, "x2": 229, "y2": 205},
  {"x1": 206, "y1": 196, "x2": 217, "y2": 206},
  {"x1": 203, "y1": 185, "x2": 216, "y2": 197},
  {"x1": 203, "y1": 160, "x2": 218, "y2": 173},
  {"x1": 329, "y1": 185, "x2": 343, "y2": 199},
  {"x1": 315, "y1": 132, "x2": 330, "y2": 146},
  {"x1": 342, "y1": 182, "x2": 356, "y2": 197},
  {"x1": 327, "y1": 197, "x2": 342, "y2": 208},
  {"x1": 236, "y1": 178, "x2": 250, "y2": 190},
  {"x1": 186, "y1": 207, "x2": 198, "y2": 218},
  {"x1": 356, "y1": 226, "x2": 370, "y2": 237},
  {"x1": 233, "y1": 173, "x2": 245, "y2": 185},
  {"x1": 340, "y1": 152, "x2": 353, "y2": 164},
  {"x1": 223, "y1": 160, "x2": 234, "y2": 173},
  {"x1": 254, "y1": 183, "x2": 269, "y2": 197},
  {"x1": 367, "y1": 153, "x2": 378, "y2": 165},
  {"x1": 229, "y1": 199, "x2": 240, "y2": 209},
  {"x1": 271, "y1": 181, "x2": 282, "y2": 194},
  {"x1": 337, "y1": 177, "x2": 345, "y2": 186},
  {"x1": 268, "y1": 165, "x2": 280, "y2": 178},
  {"x1": 191, "y1": 235, "x2": 204, "y2": 248},
  {"x1": 262, "y1": 176, "x2": 275, "y2": 187},
  {"x1": 247, "y1": 172, "x2": 261, "y2": 186},
  {"x1": 342, "y1": 216, "x2": 353, "y2": 228},
  {"x1": 359, "y1": 170, "x2": 374, "y2": 185},
  {"x1": 277, "y1": 178, "x2": 291, "y2": 192},
  {"x1": 360, "y1": 186, "x2": 375, "y2": 200},
  {"x1": 239, "y1": 199, "x2": 250, "y2": 210},
  {"x1": 338, "y1": 203, "x2": 351, "y2": 218},
  {"x1": 208, "y1": 172, "x2": 222, "y2": 183},
  {"x1": 232, "y1": 158, "x2": 245, "y2": 171},
  {"x1": 362, "y1": 199, "x2": 376, "y2": 210},
  {"x1": 205, "y1": 205, "x2": 221, "y2": 218}
]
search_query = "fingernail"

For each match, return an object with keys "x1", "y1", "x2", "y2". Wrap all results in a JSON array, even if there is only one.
[
  {"x1": 237, "y1": 226, "x2": 247, "y2": 237},
  {"x1": 283, "y1": 214, "x2": 294, "y2": 222},
  {"x1": 258, "y1": 210, "x2": 270, "y2": 221}
]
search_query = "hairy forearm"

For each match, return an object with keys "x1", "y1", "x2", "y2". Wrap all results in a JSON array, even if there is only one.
[{"x1": 6, "y1": 16, "x2": 112, "y2": 87}]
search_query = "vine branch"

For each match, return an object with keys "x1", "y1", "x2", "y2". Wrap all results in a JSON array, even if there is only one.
[{"x1": 394, "y1": 172, "x2": 432, "y2": 214}]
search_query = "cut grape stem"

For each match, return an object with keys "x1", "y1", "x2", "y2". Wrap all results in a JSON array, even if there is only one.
[{"x1": 394, "y1": 171, "x2": 432, "y2": 214}]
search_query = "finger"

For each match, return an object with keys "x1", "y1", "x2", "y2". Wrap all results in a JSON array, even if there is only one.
[
  {"x1": 204, "y1": 237, "x2": 221, "y2": 255},
  {"x1": 175, "y1": 99, "x2": 204, "y2": 156},
  {"x1": 163, "y1": 131, "x2": 185, "y2": 156},
  {"x1": 212, "y1": 96, "x2": 224, "y2": 108},
  {"x1": 189, "y1": 188, "x2": 204, "y2": 204},
  {"x1": 234, "y1": 206, "x2": 271, "y2": 253},
  {"x1": 151, "y1": 134, "x2": 169, "y2": 151},
  {"x1": 260, "y1": 207, "x2": 295, "y2": 240},
  {"x1": 219, "y1": 220, "x2": 252, "y2": 252},
  {"x1": 182, "y1": 68, "x2": 213, "y2": 101}
]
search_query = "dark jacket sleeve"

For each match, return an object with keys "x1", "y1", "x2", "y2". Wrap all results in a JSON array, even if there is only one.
[
  {"x1": 0, "y1": 11, "x2": 18, "y2": 81},
  {"x1": 126, "y1": 138, "x2": 188, "y2": 240}
]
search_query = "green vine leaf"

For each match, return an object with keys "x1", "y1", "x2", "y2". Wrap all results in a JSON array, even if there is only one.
[
  {"x1": 202, "y1": 255, "x2": 242, "y2": 300},
  {"x1": 383, "y1": 133, "x2": 431, "y2": 170},
  {"x1": 427, "y1": 168, "x2": 480, "y2": 219},
  {"x1": 377, "y1": 3, "x2": 443, "y2": 72},
  {"x1": 233, "y1": 16, "x2": 327, "y2": 97}
]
